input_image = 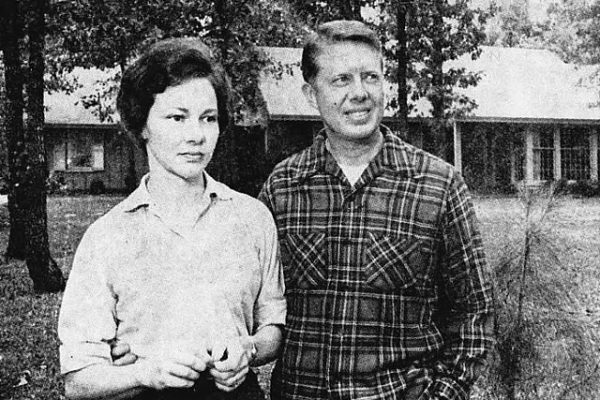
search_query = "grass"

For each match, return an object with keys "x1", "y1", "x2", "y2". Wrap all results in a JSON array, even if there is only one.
[{"x1": 1, "y1": 194, "x2": 599, "y2": 399}]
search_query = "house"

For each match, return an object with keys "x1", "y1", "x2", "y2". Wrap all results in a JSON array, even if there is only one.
[
  {"x1": 44, "y1": 68, "x2": 147, "y2": 193},
  {"x1": 44, "y1": 45, "x2": 600, "y2": 193},
  {"x1": 258, "y1": 46, "x2": 600, "y2": 190}
]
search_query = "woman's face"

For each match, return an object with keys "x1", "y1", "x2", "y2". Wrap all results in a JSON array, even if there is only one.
[{"x1": 143, "y1": 77, "x2": 220, "y2": 184}]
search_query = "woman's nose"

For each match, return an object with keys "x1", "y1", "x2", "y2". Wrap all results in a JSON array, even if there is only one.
[{"x1": 183, "y1": 121, "x2": 207, "y2": 143}]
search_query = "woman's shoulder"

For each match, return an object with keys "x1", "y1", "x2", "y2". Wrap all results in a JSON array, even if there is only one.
[
  {"x1": 210, "y1": 179, "x2": 274, "y2": 226},
  {"x1": 81, "y1": 194, "x2": 146, "y2": 243}
]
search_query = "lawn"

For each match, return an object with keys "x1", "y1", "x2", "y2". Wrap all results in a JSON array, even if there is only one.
[{"x1": 1, "y1": 193, "x2": 599, "y2": 399}]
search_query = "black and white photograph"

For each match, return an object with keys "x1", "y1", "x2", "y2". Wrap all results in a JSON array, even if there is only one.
[{"x1": 1, "y1": 1, "x2": 599, "y2": 399}]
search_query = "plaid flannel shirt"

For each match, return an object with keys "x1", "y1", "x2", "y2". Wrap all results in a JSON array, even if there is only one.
[{"x1": 259, "y1": 126, "x2": 494, "y2": 400}]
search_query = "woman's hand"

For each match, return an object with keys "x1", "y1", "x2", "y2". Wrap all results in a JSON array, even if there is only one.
[
  {"x1": 134, "y1": 349, "x2": 211, "y2": 391},
  {"x1": 110, "y1": 341, "x2": 138, "y2": 366},
  {"x1": 208, "y1": 338, "x2": 253, "y2": 392}
]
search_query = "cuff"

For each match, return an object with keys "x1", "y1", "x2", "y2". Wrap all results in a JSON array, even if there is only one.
[{"x1": 427, "y1": 377, "x2": 469, "y2": 400}]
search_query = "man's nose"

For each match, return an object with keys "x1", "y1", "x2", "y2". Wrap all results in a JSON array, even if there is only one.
[{"x1": 349, "y1": 79, "x2": 368, "y2": 101}]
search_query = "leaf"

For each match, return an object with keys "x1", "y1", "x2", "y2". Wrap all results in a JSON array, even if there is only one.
[{"x1": 13, "y1": 369, "x2": 31, "y2": 388}]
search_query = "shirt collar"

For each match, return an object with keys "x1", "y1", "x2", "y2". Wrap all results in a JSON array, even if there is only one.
[
  {"x1": 122, "y1": 172, "x2": 233, "y2": 213},
  {"x1": 294, "y1": 125, "x2": 416, "y2": 183}
]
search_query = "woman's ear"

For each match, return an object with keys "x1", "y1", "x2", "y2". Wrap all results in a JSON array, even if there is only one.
[{"x1": 301, "y1": 83, "x2": 318, "y2": 110}]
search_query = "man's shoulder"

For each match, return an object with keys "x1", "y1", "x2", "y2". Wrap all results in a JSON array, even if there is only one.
[
  {"x1": 399, "y1": 139, "x2": 457, "y2": 182},
  {"x1": 267, "y1": 146, "x2": 316, "y2": 183}
]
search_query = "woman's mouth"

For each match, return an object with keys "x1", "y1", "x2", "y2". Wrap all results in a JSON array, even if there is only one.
[{"x1": 179, "y1": 152, "x2": 205, "y2": 162}]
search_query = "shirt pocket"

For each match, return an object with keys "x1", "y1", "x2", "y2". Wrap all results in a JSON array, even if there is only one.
[
  {"x1": 363, "y1": 232, "x2": 432, "y2": 292},
  {"x1": 281, "y1": 232, "x2": 327, "y2": 289}
]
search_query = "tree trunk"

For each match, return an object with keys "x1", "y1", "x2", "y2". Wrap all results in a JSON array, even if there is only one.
[
  {"x1": 3, "y1": 0, "x2": 28, "y2": 261},
  {"x1": 5, "y1": 0, "x2": 65, "y2": 292},
  {"x1": 430, "y1": 3, "x2": 447, "y2": 160},
  {"x1": 395, "y1": 2, "x2": 409, "y2": 136},
  {"x1": 211, "y1": 1, "x2": 238, "y2": 189},
  {"x1": 339, "y1": 0, "x2": 362, "y2": 20}
]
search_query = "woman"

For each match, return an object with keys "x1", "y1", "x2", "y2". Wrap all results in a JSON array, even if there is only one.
[{"x1": 58, "y1": 38, "x2": 286, "y2": 400}]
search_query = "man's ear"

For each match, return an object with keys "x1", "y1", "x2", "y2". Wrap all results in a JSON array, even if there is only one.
[{"x1": 302, "y1": 82, "x2": 318, "y2": 110}]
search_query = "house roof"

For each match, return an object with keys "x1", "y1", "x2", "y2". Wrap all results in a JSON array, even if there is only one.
[
  {"x1": 45, "y1": 45, "x2": 600, "y2": 126},
  {"x1": 258, "y1": 45, "x2": 600, "y2": 124},
  {"x1": 45, "y1": 67, "x2": 119, "y2": 126}
]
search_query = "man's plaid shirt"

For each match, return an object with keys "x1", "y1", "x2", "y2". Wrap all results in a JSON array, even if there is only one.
[{"x1": 259, "y1": 126, "x2": 494, "y2": 400}]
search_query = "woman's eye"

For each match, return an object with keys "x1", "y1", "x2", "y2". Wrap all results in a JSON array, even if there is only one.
[
  {"x1": 168, "y1": 115, "x2": 185, "y2": 122},
  {"x1": 202, "y1": 115, "x2": 218, "y2": 123}
]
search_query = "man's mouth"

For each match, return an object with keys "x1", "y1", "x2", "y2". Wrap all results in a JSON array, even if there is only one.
[{"x1": 346, "y1": 109, "x2": 371, "y2": 121}]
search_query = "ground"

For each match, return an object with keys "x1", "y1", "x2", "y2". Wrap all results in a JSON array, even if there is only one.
[{"x1": 1, "y1": 193, "x2": 599, "y2": 399}]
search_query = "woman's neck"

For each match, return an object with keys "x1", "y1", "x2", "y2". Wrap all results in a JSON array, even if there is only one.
[{"x1": 146, "y1": 171, "x2": 207, "y2": 226}]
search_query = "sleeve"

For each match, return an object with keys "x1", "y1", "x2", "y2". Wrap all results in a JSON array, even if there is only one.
[
  {"x1": 58, "y1": 224, "x2": 118, "y2": 375},
  {"x1": 257, "y1": 174, "x2": 275, "y2": 214},
  {"x1": 429, "y1": 171, "x2": 495, "y2": 400},
  {"x1": 252, "y1": 202, "x2": 286, "y2": 333}
]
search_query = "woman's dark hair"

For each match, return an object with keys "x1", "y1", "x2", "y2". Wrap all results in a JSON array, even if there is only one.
[
  {"x1": 301, "y1": 20, "x2": 382, "y2": 85},
  {"x1": 117, "y1": 38, "x2": 232, "y2": 148}
]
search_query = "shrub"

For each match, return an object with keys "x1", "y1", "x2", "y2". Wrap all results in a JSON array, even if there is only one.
[
  {"x1": 485, "y1": 184, "x2": 600, "y2": 399},
  {"x1": 89, "y1": 179, "x2": 106, "y2": 195},
  {"x1": 46, "y1": 173, "x2": 69, "y2": 194}
]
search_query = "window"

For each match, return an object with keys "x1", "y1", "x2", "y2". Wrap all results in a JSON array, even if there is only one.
[
  {"x1": 53, "y1": 134, "x2": 104, "y2": 172},
  {"x1": 532, "y1": 129, "x2": 554, "y2": 181},
  {"x1": 561, "y1": 129, "x2": 589, "y2": 181}
]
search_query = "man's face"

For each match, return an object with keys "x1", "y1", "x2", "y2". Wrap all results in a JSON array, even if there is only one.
[{"x1": 303, "y1": 41, "x2": 385, "y2": 143}]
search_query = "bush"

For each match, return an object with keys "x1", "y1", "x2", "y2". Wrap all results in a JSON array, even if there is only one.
[
  {"x1": 46, "y1": 173, "x2": 69, "y2": 194},
  {"x1": 568, "y1": 180, "x2": 600, "y2": 197},
  {"x1": 89, "y1": 179, "x2": 106, "y2": 195}
]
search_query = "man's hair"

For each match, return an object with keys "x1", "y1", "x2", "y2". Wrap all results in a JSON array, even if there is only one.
[
  {"x1": 301, "y1": 20, "x2": 382, "y2": 84},
  {"x1": 117, "y1": 38, "x2": 232, "y2": 149}
]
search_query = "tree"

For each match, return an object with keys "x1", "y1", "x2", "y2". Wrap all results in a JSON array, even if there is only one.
[
  {"x1": 0, "y1": 0, "x2": 65, "y2": 292},
  {"x1": 289, "y1": 0, "x2": 363, "y2": 24},
  {"x1": 409, "y1": 1, "x2": 488, "y2": 158},
  {"x1": 542, "y1": 0, "x2": 600, "y2": 64},
  {"x1": 372, "y1": 1, "x2": 488, "y2": 158},
  {"x1": 47, "y1": 0, "x2": 305, "y2": 188},
  {"x1": 484, "y1": 0, "x2": 535, "y2": 47},
  {"x1": 289, "y1": 1, "x2": 487, "y2": 158}
]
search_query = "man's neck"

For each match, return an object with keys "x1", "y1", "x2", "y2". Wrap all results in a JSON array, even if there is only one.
[{"x1": 325, "y1": 129, "x2": 384, "y2": 167}]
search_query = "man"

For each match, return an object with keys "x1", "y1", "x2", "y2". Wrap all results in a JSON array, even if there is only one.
[{"x1": 257, "y1": 20, "x2": 494, "y2": 400}]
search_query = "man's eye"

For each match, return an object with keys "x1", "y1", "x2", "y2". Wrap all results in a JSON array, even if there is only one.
[
  {"x1": 332, "y1": 76, "x2": 350, "y2": 86},
  {"x1": 364, "y1": 73, "x2": 380, "y2": 83}
]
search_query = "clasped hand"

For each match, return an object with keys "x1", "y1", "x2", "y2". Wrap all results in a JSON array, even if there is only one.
[{"x1": 111, "y1": 338, "x2": 252, "y2": 393}]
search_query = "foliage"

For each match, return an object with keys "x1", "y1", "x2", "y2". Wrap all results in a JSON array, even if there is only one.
[
  {"x1": 483, "y1": 186, "x2": 600, "y2": 399},
  {"x1": 555, "y1": 178, "x2": 600, "y2": 197},
  {"x1": 287, "y1": 1, "x2": 489, "y2": 158},
  {"x1": 542, "y1": 0, "x2": 600, "y2": 65},
  {"x1": 483, "y1": 0, "x2": 541, "y2": 48},
  {"x1": 46, "y1": 0, "x2": 307, "y2": 189},
  {"x1": 47, "y1": 0, "x2": 306, "y2": 125}
]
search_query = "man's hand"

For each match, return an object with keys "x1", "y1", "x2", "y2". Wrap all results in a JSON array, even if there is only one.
[
  {"x1": 208, "y1": 338, "x2": 252, "y2": 392},
  {"x1": 110, "y1": 341, "x2": 138, "y2": 366}
]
